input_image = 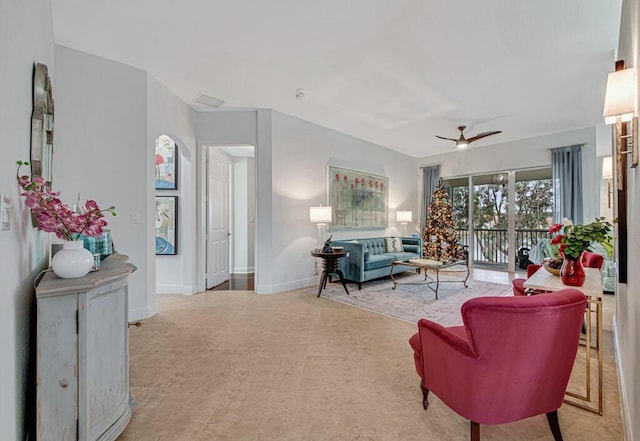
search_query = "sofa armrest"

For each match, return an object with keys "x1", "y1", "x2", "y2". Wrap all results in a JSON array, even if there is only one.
[
  {"x1": 331, "y1": 240, "x2": 365, "y2": 282},
  {"x1": 402, "y1": 237, "x2": 423, "y2": 257}
]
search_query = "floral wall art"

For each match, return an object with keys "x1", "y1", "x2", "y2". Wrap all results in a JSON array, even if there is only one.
[
  {"x1": 155, "y1": 196, "x2": 177, "y2": 255},
  {"x1": 328, "y1": 166, "x2": 388, "y2": 229},
  {"x1": 155, "y1": 135, "x2": 178, "y2": 190}
]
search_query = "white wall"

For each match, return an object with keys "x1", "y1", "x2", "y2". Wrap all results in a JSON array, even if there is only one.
[
  {"x1": 148, "y1": 75, "x2": 198, "y2": 295},
  {"x1": 0, "y1": 1, "x2": 53, "y2": 439},
  {"x1": 418, "y1": 127, "x2": 600, "y2": 222},
  {"x1": 614, "y1": 1, "x2": 640, "y2": 439},
  {"x1": 54, "y1": 46, "x2": 153, "y2": 320},
  {"x1": 231, "y1": 156, "x2": 256, "y2": 274},
  {"x1": 267, "y1": 111, "x2": 419, "y2": 293}
]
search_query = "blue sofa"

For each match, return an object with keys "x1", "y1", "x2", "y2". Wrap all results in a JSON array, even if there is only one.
[{"x1": 331, "y1": 236, "x2": 423, "y2": 289}]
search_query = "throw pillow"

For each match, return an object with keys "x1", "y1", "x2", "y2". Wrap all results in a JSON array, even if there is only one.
[{"x1": 385, "y1": 237, "x2": 403, "y2": 253}]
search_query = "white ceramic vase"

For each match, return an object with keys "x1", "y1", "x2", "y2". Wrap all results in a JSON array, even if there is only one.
[{"x1": 51, "y1": 240, "x2": 94, "y2": 279}]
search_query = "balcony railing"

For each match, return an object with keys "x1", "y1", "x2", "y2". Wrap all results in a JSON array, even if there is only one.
[{"x1": 456, "y1": 228, "x2": 551, "y2": 266}]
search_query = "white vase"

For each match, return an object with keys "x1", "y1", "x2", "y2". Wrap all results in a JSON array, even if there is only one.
[{"x1": 51, "y1": 240, "x2": 94, "y2": 279}]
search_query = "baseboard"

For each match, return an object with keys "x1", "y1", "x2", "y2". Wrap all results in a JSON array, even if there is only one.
[
  {"x1": 256, "y1": 276, "x2": 317, "y2": 294},
  {"x1": 232, "y1": 266, "x2": 255, "y2": 274},
  {"x1": 182, "y1": 285, "x2": 195, "y2": 295},
  {"x1": 156, "y1": 284, "x2": 184, "y2": 294},
  {"x1": 129, "y1": 302, "x2": 158, "y2": 321},
  {"x1": 613, "y1": 315, "x2": 633, "y2": 441}
]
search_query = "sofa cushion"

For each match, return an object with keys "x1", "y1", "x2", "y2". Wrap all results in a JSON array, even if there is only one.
[
  {"x1": 361, "y1": 239, "x2": 387, "y2": 256},
  {"x1": 385, "y1": 252, "x2": 419, "y2": 262},
  {"x1": 386, "y1": 237, "x2": 403, "y2": 252},
  {"x1": 364, "y1": 254, "x2": 394, "y2": 271},
  {"x1": 403, "y1": 244, "x2": 420, "y2": 254}
]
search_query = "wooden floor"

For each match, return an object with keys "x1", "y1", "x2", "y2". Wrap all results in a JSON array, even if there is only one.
[{"x1": 209, "y1": 273, "x2": 254, "y2": 291}]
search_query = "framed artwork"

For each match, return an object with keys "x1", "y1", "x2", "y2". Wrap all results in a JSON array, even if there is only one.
[
  {"x1": 155, "y1": 196, "x2": 178, "y2": 255},
  {"x1": 327, "y1": 166, "x2": 388, "y2": 230},
  {"x1": 155, "y1": 136, "x2": 178, "y2": 189}
]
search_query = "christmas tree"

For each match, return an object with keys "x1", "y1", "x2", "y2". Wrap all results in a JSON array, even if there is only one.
[{"x1": 423, "y1": 185, "x2": 464, "y2": 263}]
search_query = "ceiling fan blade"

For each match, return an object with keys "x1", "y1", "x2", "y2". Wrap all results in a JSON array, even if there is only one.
[
  {"x1": 467, "y1": 130, "x2": 502, "y2": 143},
  {"x1": 435, "y1": 135, "x2": 459, "y2": 142}
]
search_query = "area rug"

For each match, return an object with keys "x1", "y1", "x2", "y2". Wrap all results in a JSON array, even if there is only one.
[{"x1": 305, "y1": 271, "x2": 512, "y2": 327}]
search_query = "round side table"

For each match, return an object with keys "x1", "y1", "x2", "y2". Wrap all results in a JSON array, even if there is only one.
[{"x1": 310, "y1": 250, "x2": 350, "y2": 297}]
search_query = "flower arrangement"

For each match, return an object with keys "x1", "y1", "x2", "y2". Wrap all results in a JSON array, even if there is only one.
[
  {"x1": 17, "y1": 161, "x2": 116, "y2": 240},
  {"x1": 548, "y1": 217, "x2": 612, "y2": 260}
]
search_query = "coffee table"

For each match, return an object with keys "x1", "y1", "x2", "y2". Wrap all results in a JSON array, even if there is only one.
[{"x1": 390, "y1": 258, "x2": 469, "y2": 299}]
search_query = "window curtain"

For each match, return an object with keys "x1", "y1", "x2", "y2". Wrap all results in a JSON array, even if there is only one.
[
  {"x1": 421, "y1": 165, "x2": 441, "y2": 230},
  {"x1": 551, "y1": 144, "x2": 583, "y2": 224}
]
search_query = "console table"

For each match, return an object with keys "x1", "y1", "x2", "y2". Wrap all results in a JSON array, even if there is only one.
[
  {"x1": 36, "y1": 254, "x2": 136, "y2": 441},
  {"x1": 524, "y1": 266, "x2": 603, "y2": 415}
]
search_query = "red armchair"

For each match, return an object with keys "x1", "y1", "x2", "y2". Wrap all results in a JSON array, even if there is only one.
[
  {"x1": 409, "y1": 289, "x2": 587, "y2": 441},
  {"x1": 582, "y1": 251, "x2": 604, "y2": 270},
  {"x1": 511, "y1": 263, "x2": 541, "y2": 296},
  {"x1": 511, "y1": 251, "x2": 605, "y2": 296}
]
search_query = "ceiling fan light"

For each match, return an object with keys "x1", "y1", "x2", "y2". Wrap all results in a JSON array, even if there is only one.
[{"x1": 456, "y1": 140, "x2": 469, "y2": 148}]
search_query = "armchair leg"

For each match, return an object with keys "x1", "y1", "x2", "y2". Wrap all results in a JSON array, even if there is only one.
[
  {"x1": 470, "y1": 421, "x2": 480, "y2": 441},
  {"x1": 546, "y1": 410, "x2": 564, "y2": 441},
  {"x1": 420, "y1": 380, "x2": 430, "y2": 410}
]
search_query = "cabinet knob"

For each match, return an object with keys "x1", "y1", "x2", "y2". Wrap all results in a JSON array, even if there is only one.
[{"x1": 59, "y1": 379, "x2": 68, "y2": 389}]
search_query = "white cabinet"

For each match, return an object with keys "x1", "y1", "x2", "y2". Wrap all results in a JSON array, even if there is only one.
[{"x1": 36, "y1": 254, "x2": 136, "y2": 441}]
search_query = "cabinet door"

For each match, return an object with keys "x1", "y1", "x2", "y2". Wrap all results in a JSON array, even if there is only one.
[
  {"x1": 78, "y1": 279, "x2": 130, "y2": 441},
  {"x1": 37, "y1": 295, "x2": 79, "y2": 441}
]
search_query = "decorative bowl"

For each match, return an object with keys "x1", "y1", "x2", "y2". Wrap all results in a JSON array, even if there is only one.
[{"x1": 543, "y1": 264, "x2": 561, "y2": 276}]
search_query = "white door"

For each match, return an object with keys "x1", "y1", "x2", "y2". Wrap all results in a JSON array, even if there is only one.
[{"x1": 206, "y1": 148, "x2": 230, "y2": 289}]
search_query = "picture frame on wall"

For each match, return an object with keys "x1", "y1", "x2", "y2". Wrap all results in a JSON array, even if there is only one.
[
  {"x1": 327, "y1": 165, "x2": 388, "y2": 230},
  {"x1": 155, "y1": 196, "x2": 178, "y2": 255},
  {"x1": 155, "y1": 136, "x2": 178, "y2": 189}
]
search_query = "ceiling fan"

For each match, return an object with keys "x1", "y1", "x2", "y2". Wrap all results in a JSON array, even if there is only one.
[{"x1": 435, "y1": 125, "x2": 502, "y2": 149}]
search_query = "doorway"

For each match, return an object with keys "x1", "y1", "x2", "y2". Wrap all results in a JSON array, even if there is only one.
[{"x1": 205, "y1": 145, "x2": 256, "y2": 291}]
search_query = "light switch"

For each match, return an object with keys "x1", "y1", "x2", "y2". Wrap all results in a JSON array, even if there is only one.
[
  {"x1": 0, "y1": 194, "x2": 10, "y2": 231},
  {"x1": 130, "y1": 212, "x2": 140, "y2": 224}
]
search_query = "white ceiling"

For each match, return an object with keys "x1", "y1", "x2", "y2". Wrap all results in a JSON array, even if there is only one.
[{"x1": 51, "y1": 0, "x2": 622, "y2": 158}]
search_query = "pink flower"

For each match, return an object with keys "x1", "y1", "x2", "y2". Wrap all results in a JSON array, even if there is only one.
[
  {"x1": 17, "y1": 164, "x2": 116, "y2": 241},
  {"x1": 343, "y1": 175, "x2": 348, "y2": 182}
]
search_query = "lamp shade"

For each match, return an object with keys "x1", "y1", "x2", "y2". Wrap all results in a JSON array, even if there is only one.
[
  {"x1": 310, "y1": 206, "x2": 332, "y2": 223},
  {"x1": 602, "y1": 156, "x2": 613, "y2": 179},
  {"x1": 603, "y1": 68, "x2": 636, "y2": 125},
  {"x1": 396, "y1": 210, "x2": 413, "y2": 223}
]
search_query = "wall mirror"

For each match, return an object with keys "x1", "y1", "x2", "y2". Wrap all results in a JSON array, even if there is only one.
[{"x1": 31, "y1": 63, "x2": 54, "y2": 185}]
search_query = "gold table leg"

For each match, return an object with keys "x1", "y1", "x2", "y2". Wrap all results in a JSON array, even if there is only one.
[{"x1": 564, "y1": 297, "x2": 603, "y2": 415}]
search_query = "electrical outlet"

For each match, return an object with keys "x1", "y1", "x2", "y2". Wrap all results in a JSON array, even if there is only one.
[{"x1": 0, "y1": 194, "x2": 10, "y2": 231}]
